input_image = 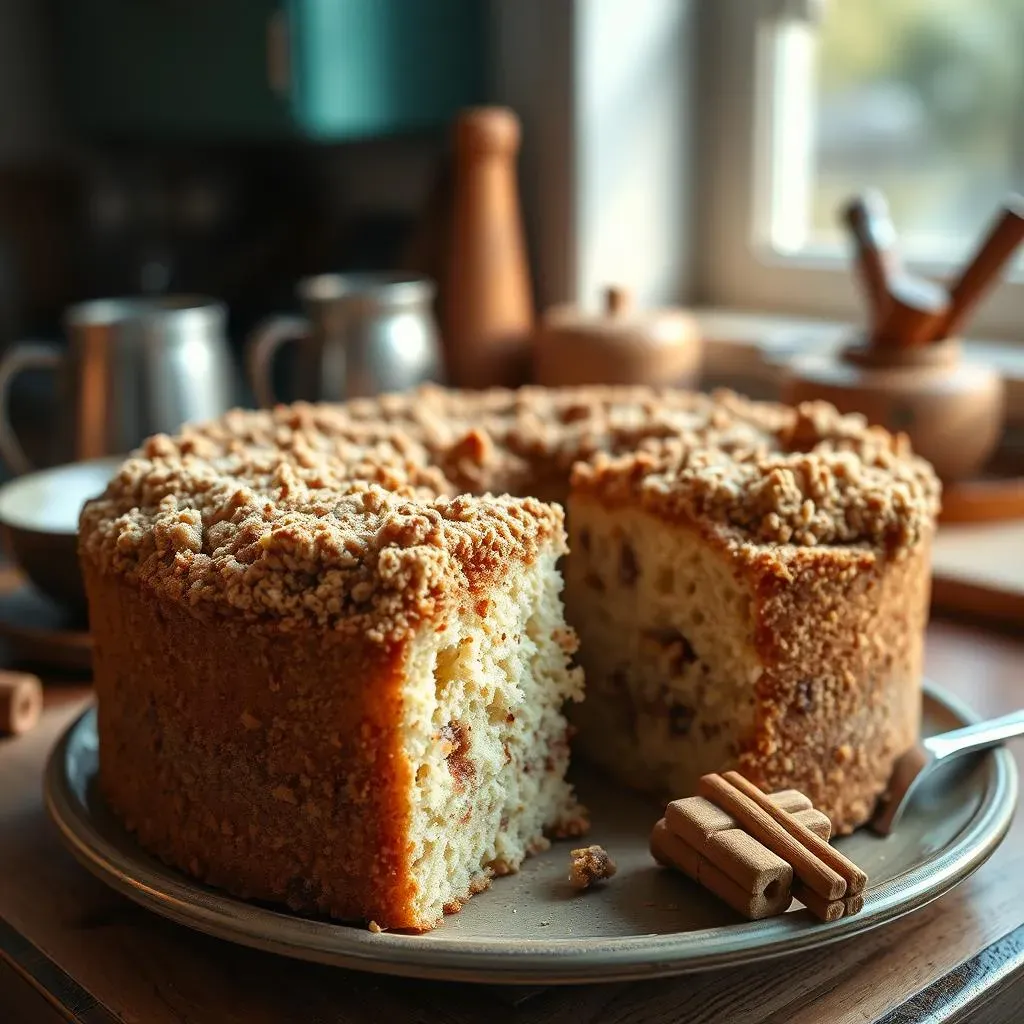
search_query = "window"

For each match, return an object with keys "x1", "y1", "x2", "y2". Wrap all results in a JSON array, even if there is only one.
[{"x1": 698, "y1": 0, "x2": 1024, "y2": 339}]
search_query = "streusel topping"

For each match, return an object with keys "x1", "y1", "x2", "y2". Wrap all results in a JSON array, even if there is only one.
[
  {"x1": 80, "y1": 386, "x2": 940, "y2": 632},
  {"x1": 571, "y1": 400, "x2": 941, "y2": 551},
  {"x1": 79, "y1": 424, "x2": 564, "y2": 639},
  {"x1": 341, "y1": 383, "x2": 783, "y2": 471}
]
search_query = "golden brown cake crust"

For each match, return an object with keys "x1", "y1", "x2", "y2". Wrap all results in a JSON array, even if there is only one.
[
  {"x1": 741, "y1": 540, "x2": 931, "y2": 833},
  {"x1": 82, "y1": 387, "x2": 939, "y2": 609},
  {"x1": 84, "y1": 563, "x2": 427, "y2": 928}
]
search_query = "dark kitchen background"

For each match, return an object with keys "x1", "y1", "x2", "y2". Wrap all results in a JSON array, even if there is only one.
[{"x1": 0, "y1": 0, "x2": 488, "y2": 468}]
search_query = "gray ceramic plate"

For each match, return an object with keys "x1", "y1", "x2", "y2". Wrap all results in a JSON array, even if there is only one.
[{"x1": 44, "y1": 682, "x2": 1017, "y2": 985}]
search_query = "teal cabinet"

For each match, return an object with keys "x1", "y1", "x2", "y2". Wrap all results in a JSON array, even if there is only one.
[{"x1": 54, "y1": 0, "x2": 488, "y2": 142}]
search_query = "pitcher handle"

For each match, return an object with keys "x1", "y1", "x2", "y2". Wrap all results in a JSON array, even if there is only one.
[
  {"x1": 0, "y1": 342, "x2": 64, "y2": 475},
  {"x1": 245, "y1": 315, "x2": 309, "y2": 408}
]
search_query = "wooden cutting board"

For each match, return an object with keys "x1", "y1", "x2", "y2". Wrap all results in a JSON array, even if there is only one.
[{"x1": 931, "y1": 519, "x2": 1024, "y2": 627}]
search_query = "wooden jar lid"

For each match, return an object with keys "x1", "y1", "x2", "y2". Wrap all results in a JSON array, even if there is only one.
[
  {"x1": 534, "y1": 286, "x2": 702, "y2": 388},
  {"x1": 544, "y1": 285, "x2": 693, "y2": 339}
]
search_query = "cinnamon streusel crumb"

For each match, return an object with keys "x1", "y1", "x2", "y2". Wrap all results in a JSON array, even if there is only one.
[
  {"x1": 569, "y1": 845, "x2": 618, "y2": 890},
  {"x1": 571, "y1": 398, "x2": 940, "y2": 555},
  {"x1": 81, "y1": 388, "x2": 938, "y2": 639},
  {"x1": 79, "y1": 413, "x2": 566, "y2": 640}
]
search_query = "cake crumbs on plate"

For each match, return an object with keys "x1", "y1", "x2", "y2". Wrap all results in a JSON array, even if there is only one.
[{"x1": 569, "y1": 845, "x2": 618, "y2": 890}]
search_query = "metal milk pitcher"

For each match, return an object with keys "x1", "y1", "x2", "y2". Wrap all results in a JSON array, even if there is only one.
[
  {"x1": 0, "y1": 295, "x2": 238, "y2": 475},
  {"x1": 245, "y1": 272, "x2": 444, "y2": 407}
]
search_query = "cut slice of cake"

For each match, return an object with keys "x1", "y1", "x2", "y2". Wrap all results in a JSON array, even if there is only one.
[
  {"x1": 564, "y1": 410, "x2": 940, "y2": 834},
  {"x1": 80, "y1": 436, "x2": 586, "y2": 931}
]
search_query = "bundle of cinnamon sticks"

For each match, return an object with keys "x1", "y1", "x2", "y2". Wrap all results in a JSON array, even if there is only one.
[{"x1": 650, "y1": 771, "x2": 868, "y2": 922}]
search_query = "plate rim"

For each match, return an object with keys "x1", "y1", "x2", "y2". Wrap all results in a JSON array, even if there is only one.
[{"x1": 43, "y1": 681, "x2": 1019, "y2": 985}]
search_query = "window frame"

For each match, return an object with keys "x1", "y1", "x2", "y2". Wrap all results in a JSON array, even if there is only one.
[{"x1": 693, "y1": 0, "x2": 1024, "y2": 342}]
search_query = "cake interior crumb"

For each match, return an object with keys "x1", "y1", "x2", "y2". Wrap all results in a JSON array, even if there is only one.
[{"x1": 402, "y1": 545, "x2": 586, "y2": 927}]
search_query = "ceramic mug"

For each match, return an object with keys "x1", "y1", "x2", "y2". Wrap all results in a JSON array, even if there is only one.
[
  {"x1": 0, "y1": 295, "x2": 238, "y2": 475},
  {"x1": 246, "y1": 272, "x2": 444, "y2": 407}
]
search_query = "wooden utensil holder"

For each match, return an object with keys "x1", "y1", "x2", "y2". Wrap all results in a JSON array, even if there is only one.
[
  {"x1": 782, "y1": 335, "x2": 1004, "y2": 482},
  {"x1": 781, "y1": 193, "x2": 1022, "y2": 481}
]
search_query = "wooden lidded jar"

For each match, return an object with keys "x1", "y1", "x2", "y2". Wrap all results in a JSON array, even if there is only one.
[{"x1": 533, "y1": 286, "x2": 702, "y2": 388}]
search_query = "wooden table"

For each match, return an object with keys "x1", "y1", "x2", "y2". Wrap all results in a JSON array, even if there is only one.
[{"x1": 1, "y1": 612, "x2": 1022, "y2": 1023}]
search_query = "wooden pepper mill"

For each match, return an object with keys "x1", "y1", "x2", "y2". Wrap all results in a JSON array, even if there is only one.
[
  {"x1": 534, "y1": 286, "x2": 702, "y2": 388},
  {"x1": 442, "y1": 106, "x2": 534, "y2": 389},
  {"x1": 782, "y1": 192, "x2": 1024, "y2": 481}
]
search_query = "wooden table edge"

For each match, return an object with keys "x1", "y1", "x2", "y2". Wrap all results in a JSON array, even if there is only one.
[
  {"x1": 875, "y1": 919, "x2": 1024, "y2": 1024},
  {"x1": 4, "y1": 897, "x2": 1024, "y2": 1023},
  {"x1": 0, "y1": 914, "x2": 119, "y2": 1024}
]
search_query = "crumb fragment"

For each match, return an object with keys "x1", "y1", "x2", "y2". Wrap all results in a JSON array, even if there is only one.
[{"x1": 569, "y1": 844, "x2": 617, "y2": 890}]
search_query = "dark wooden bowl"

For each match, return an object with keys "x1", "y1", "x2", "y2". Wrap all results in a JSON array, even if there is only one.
[{"x1": 0, "y1": 458, "x2": 121, "y2": 616}]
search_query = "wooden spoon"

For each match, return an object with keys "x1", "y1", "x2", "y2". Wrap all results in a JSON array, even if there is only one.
[
  {"x1": 872, "y1": 273, "x2": 950, "y2": 349},
  {"x1": 932, "y1": 196, "x2": 1024, "y2": 341},
  {"x1": 841, "y1": 190, "x2": 902, "y2": 326}
]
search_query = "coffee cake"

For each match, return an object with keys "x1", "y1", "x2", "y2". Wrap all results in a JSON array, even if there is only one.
[{"x1": 79, "y1": 386, "x2": 940, "y2": 929}]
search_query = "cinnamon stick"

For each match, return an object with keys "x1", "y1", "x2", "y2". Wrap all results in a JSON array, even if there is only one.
[
  {"x1": 665, "y1": 790, "x2": 814, "y2": 842},
  {"x1": 0, "y1": 670, "x2": 42, "y2": 736},
  {"x1": 698, "y1": 773, "x2": 847, "y2": 901},
  {"x1": 791, "y1": 881, "x2": 845, "y2": 923},
  {"x1": 650, "y1": 819, "x2": 793, "y2": 920},
  {"x1": 666, "y1": 799, "x2": 832, "y2": 855},
  {"x1": 655, "y1": 792, "x2": 832, "y2": 919},
  {"x1": 841, "y1": 191, "x2": 899, "y2": 326},
  {"x1": 789, "y1": 883, "x2": 864, "y2": 921},
  {"x1": 705, "y1": 825, "x2": 793, "y2": 895},
  {"x1": 721, "y1": 771, "x2": 868, "y2": 896}
]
